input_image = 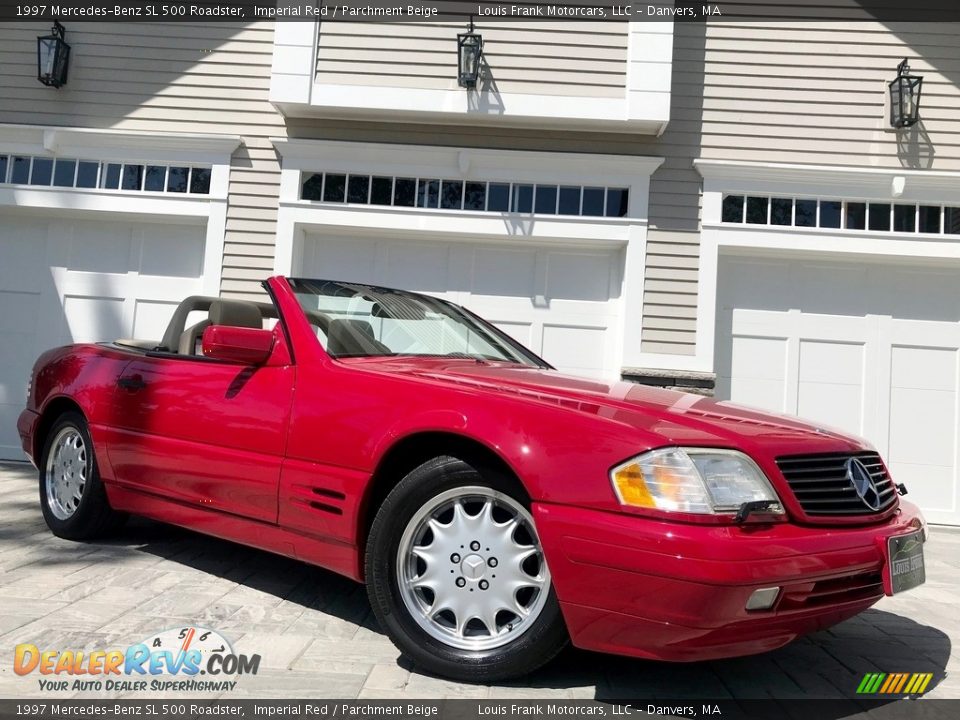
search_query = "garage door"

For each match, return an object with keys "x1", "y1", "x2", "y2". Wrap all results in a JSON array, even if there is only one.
[
  {"x1": 298, "y1": 234, "x2": 624, "y2": 379},
  {"x1": 0, "y1": 213, "x2": 207, "y2": 460},
  {"x1": 716, "y1": 255, "x2": 960, "y2": 526}
]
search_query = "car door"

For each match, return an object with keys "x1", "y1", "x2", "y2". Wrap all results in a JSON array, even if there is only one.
[{"x1": 107, "y1": 330, "x2": 294, "y2": 523}]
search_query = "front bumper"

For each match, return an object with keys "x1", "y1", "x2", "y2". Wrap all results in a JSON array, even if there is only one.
[
  {"x1": 533, "y1": 500, "x2": 925, "y2": 662},
  {"x1": 16, "y1": 408, "x2": 40, "y2": 466}
]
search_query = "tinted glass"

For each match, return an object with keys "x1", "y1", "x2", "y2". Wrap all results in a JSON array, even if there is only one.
[
  {"x1": 322, "y1": 173, "x2": 346, "y2": 202},
  {"x1": 795, "y1": 199, "x2": 817, "y2": 227},
  {"x1": 893, "y1": 204, "x2": 915, "y2": 232},
  {"x1": 464, "y1": 182, "x2": 486, "y2": 210},
  {"x1": 393, "y1": 178, "x2": 416, "y2": 207},
  {"x1": 30, "y1": 157, "x2": 53, "y2": 186},
  {"x1": 819, "y1": 201, "x2": 841, "y2": 228},
  {"x1": 11, "y1": 156, "x2": 30, "y2": 184},
  {"x1": 347, "y1": 175, "x2": 369, "y2": 204},
  {"x1": 606, "y1": 188, "x2": 629, "y2": 217},
  {"x1": 189, "y1": 167, "x2": 211, "y2": 194},
  {"x1": 486, "y1": 183, "x2": 510, "y2": 211},
  {"x1": 301, "y1": 173, "x2": 324, "y2": 200},
  {"x1": 845, "y1": 202, "x2": 866, "y2": 230},
  {"x1": 167, "y1": 166, "x2": 189, "y2": 193},
  {"x1": 370, "y1": 176, "x2": 393, "y2": 205},
  {"x1": 0, "y1": 155, "x2": 7, "y2": 183},
  {"x1": 121, "y1": 164, "x2": 143, "y2": 191},
  {"x1": 440, "y1": 180, "x2": 463, "y2": 210},
  {"x1": 144, "y1": 165, "x2": 166, "y2": 192},
  {"x1": 512, "y1": 184, "x2": 533, "y2": 213},
  {"x1": 101, "y1": 163, "x2": 121, "y2": 189},
  {"x1": 722, "y1": 195, "x2": 745, "y2": 223},
  {"x1": 53, "y1": 159, "x2": 76, "y2": 187},
  {"x1": 746, "y1": 196, "x2": 768, "y2": 224},
  {"x1": 417, "y1": 179, "x2": 439, "y2": 208},
  {"x1": 535, "y1": 185, "x2": 557, "y2": 214},
  {"x1": 771, "y1": 198, "x2": 792, "y2": 226},
  {"x1": 945, "y1": 207, "x2": 960, "y2": 235},
  {"x1": 582, "y1": 187, "x2": 605, "y2": 217},
  {"x1": 558, "y1": 186, "x2": 580, "y2": 215},
  {"x1": 868, "y1": 203, "x2": 891, "y2": 231},
  {"x1": 919, "y1": 205, "x2": 941, "y2": 234}
]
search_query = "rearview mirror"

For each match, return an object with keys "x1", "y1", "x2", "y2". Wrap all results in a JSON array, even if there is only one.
[{"x1": 201, "y1": 325, "x2": 274, "y2": 365}]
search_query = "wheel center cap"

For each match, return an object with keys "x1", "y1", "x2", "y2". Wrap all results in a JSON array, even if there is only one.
[{"x1": 460, "y1": 554, "x2": 486, "y2": 580}]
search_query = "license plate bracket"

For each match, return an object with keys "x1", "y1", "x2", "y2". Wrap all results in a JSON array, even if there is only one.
[{"x1": 886, "y1": 530, "x2": 925, "y2": 595}]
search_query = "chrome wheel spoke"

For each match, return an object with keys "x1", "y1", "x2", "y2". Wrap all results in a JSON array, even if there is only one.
[
  {"x1": 44, "y1": 427, "x2": 87, "y2": 521},
  {"x1": 396, "y1": 485, "x2": 551, "y2": 651}
]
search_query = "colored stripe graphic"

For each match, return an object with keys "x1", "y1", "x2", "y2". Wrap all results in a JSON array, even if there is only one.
[
  {"x1": 893, "y1": 674, "x2": 909, "y2": 693},
  {"x1": 857, "y1": 672, "x2": 933, "y2": 694}
]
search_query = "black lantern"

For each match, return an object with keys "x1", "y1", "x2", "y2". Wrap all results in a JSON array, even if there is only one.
[
  {"x1": 457, "y1": 18, "x2": 483, "y2": 89},
  {"x1": 37, "y1": 21, "x2": 70, "y2": 88},
  {"x1": 889, "y1": 58, "x2": 923, "y2": 129}
]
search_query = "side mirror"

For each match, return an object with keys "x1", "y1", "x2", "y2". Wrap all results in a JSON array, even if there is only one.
[{"x1": 201, "y1": 325, "x2": 274, "y2": 365}]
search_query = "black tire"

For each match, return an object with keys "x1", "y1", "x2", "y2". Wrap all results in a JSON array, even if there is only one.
[
  {"x1": 38, "y1": 411, "x2": 125, "y2": 540},
  {"x1": 365, "y1": 455, "x2": 568, "y2": 682}
]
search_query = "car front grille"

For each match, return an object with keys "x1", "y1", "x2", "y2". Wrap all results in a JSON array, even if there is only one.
[{"x1": 775, "y1": 452, "x2": 898, "y2": 517}]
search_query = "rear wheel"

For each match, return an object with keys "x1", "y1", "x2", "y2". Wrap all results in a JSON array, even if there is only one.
[
  {"x1": 366, "y1": 456, "x2": 568, "y2": 682},
  {"x1": 39, "y1": 412, "x2": 125, "y2": 539}
]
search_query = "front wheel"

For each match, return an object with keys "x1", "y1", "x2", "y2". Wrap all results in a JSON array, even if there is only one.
[{"x1": 365, "y1": 456, "x2": 568, "y2": 682}]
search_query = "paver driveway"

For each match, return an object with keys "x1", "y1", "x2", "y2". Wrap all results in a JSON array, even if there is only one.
[{"x1": 0, "y1": 461, "x2": 957, "y2": 701}]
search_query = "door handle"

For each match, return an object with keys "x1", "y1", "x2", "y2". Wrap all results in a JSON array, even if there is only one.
[{"x1": 117, "y1": 375, "x2": 147, "y2": 391}]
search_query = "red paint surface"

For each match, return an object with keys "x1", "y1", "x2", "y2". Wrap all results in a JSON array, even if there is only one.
[{"x1": 18, "y1": 276, "x2": 924, "y2": 661}]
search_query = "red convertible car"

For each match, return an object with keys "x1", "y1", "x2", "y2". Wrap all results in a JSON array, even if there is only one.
[{"x1": 18, "y1": 276, "x2": 927, "y2": 681}]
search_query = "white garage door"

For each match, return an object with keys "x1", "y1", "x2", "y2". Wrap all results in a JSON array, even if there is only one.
[
  {"x1": 298, "y1": 234, "x2": 624, "y2": 379},
  {"x1": 0, "y1": 213, "x2": 207, "y2": 460},
  {"x1": 716, "y1": 255, "x2": 960, "y2": 526}
]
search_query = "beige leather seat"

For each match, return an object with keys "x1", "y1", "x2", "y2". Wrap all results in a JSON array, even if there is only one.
[{"x1": 178, "y1": 299, "x2": 263, "y2": 356}]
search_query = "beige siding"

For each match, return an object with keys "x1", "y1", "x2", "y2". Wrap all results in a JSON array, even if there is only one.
[
  {"x1": 0, "y1": 21, "x2": 283, "y2": 300},
  {"x1": 316, "y1": 21, "x2": 628, "y2": 98}
]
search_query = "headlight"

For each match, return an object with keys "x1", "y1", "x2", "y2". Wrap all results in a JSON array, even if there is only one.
[{"x1": 610, "y1": 447, "x2": 783, "y2": 515}]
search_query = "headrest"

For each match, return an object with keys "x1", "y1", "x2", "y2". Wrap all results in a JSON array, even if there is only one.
[{"x1": 209, "y1": 299, "x2": 262, "y2": 329}]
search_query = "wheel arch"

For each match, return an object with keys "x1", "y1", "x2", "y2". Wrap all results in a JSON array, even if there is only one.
[
  {"x1": 34, "y1": 396, "x2": 86, "y2": 461},
  {"x1": 357, "y1": 431, "x2": 527, "y2": 560}
]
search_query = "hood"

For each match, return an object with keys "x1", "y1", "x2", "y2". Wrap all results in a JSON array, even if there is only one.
[{"x1": 343, "y1": 357, "x2": 870, "y2": 456}]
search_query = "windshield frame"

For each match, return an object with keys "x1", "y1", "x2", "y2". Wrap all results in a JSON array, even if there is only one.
[{"x1": 286, "y1": 277, "x2": 553, "y2": 369}]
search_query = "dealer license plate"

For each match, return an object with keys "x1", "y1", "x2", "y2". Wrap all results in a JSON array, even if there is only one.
[{"x1": 887, "y1": 530, "x2": 925, "y2": 594}]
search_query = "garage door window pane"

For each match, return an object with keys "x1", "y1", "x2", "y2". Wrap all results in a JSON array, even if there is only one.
[
  {"x1": 819, "y1": 201, "x2": 841, "y2": 228},
  {"x1": 559, "y1": 186, "x2": 581, "y2": 215},
  {"x1": 53, "y1": 159, "x2": 76, "y2": 187},
  {"x1": 393, "y1": 178, "x2": 416, "y2": 207},
  {"x1": 893, "y1": 204, "x2": 915, "y2": 232},
  {"x1": 512, "y1": 184, "x2": 533, "y2": 213},
  {"x1": 0, "y1": 155, "x2": 7, "y2": 183},
  {"x1": 347, "y1": 175, "x2": 370, "y2": 204},
  {"x1": 417, "y1": 179, "x2": 440, "y2": 208},
  {"x1": 440, "y1": 180, "x2": 463, "y2": 210},
  {"x1": 11, "y1": 156, "x2": 30, "y2": 184},
  {"x1": 370, "y1": 176, "x2": 393, "y2": 205},
  {"x1": 795, "y1": 199, "x2": 817, "y2": 227},
  {"x1": 868, "y1": 203, "x2": 891, "y2": 231},
  {"x1": 606, "y1": 188, "x2": 629, "y2": 217},
  {"x1": 30, "y1": 157, "x2": 53, "y2": 186},
  {"x1": 144, "y1": 165, "x2": 166, "y2": 192},
  {"x1": 100, "y1": 163, "x2": 121, "y2": 189},
  {"x1": 323, "y1": 173, "x2": 346, "y2": 202},
  {"x1": 919, "y1": 205, "x2": 941, "y2": 234},
  {"x1": 464, "y1": 182, "x2": 486, "y2": 210},
  {"x1": 535, "y1": 185, "x2": 558, "y2": 214},
  {"x1": 582, "y1": 187, "x2": 605, "y2": 217},
  {"x1": 487, "y1": 183, "x2": 510, "y2": 211},
  {"x1": 122, "y1": 164, "x2": 143, "y2": 191},
  {"x1": 190, "y1": 167, "x2": 211, "y2": 195},
  {"x1": 771, "y1": 198, "x2": 792, "y2": 226},
  {"x1": 77, "y1": 161, "x2": 98, "y2": 188},
  {"x1": 301, "y1": 173, "x2": 324, "y2": 200},
  {"x1": 167, "y1": 167, "x2": 189, "y2": 193},
  {"x1": 945, "y1": 207, "x2": 960, "y2": 235},
  {"x1": 746, "y1": 196, "x2": 768, "y2": 224},
  {"x1": 845, "y1": 202, "x2": 866, "y2": 230}
]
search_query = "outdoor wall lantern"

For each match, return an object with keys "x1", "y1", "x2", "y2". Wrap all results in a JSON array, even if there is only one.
[
  {"x1": 889, "y1": 58, "x2": 923, "y2": 129},
  {"x1": 457, "y1": 18, "x2": 483, "y2": 89},
  {"x1": 38, "y1": 21, "x2": 71, "y2": 88}
]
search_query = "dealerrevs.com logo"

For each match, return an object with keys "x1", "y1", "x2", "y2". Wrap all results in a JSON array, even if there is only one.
[{"x1": 14, "y1": 626, "x2": 260, "y2": 693}]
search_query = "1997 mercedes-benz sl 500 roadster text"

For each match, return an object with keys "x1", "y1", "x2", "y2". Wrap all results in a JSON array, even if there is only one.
[{"x1": 18, "y1": 276, "x2": 927, "y2": 681}]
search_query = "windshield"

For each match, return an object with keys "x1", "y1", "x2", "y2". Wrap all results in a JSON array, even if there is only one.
[{"x1": 287, "y1": 278, "x2": 547, "y2": 366}]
